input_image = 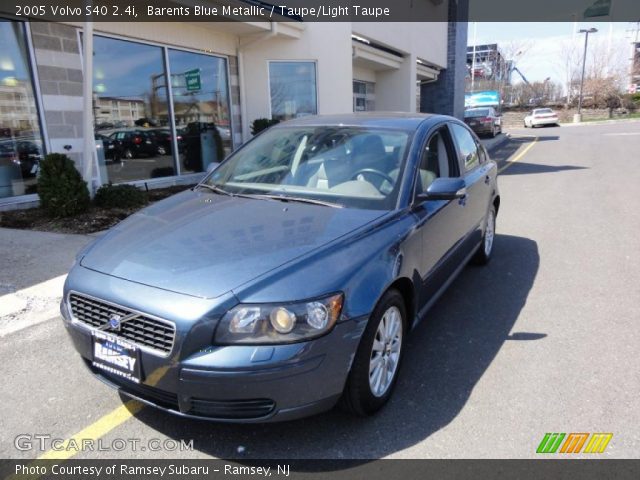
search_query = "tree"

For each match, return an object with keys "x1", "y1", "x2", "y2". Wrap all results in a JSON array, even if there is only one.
[{"x1": 558, "y1": 34, "x2": 628, "y2": 108}]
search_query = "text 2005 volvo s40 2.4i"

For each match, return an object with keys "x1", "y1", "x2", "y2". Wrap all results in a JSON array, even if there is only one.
[{"x1": 61, "y1": 113, "x2": 499, "y2": 422}]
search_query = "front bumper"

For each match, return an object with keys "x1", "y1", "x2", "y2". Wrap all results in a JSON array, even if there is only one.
[{"x1": 61, "y1": 268, "x2": 366, "y2": 423}]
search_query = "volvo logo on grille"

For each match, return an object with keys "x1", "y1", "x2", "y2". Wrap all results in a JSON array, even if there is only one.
[
  {"x1": 97, "y1": 312, "x2": 139, "y2": 332},
  {"x1": 109, "y1": 314, "x2": 122, "y2": 330}
]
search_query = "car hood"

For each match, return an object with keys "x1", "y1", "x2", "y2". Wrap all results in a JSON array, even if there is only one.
[{"x1": 80, "y1": 190, "x2": 385, "y2": 299}]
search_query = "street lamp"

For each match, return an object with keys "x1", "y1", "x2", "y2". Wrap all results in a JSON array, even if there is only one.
[{"x1": 575, "y1": 27, "x2": 598, "y2": 122}]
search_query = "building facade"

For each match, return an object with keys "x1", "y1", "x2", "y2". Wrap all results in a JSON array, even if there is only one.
[{"x1": 0, "y1": 4, "x2": 462, "y2": 210}]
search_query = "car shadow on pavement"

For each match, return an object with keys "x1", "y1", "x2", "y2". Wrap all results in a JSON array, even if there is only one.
[
  {"x1": 489, "y1": 136, "x2": 556, "y2": 166},
  {"x1": 129, "y1": 233, "x2": 540, "y2": 461},
  {"x1": 500, "y1": 162, "x2": 587, "y2": 176}
]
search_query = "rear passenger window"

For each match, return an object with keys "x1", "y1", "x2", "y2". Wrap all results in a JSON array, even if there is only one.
[{"x1": 450, "y1": 123, "x2": 479, "y2": 172}]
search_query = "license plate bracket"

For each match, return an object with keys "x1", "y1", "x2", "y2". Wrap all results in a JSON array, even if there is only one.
[{"x1": 92, "y1": 331, "x2": 142, "y2": 383}]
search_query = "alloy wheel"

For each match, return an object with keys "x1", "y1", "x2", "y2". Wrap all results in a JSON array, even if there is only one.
[
  {"x1": 369, "y1": 306, "x2": 403, "y2": 397},
  {"x1": 484, "y1": 209, "x2": 495, "y2": 257}
]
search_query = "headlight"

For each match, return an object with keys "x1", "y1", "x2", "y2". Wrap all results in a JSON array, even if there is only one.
[{"x1": 215, "y1": 293, "x2": 344, "y2": 344}]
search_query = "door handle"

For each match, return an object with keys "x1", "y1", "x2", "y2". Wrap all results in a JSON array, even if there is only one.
[{"x1": 484, "y1": 175, "x2": 491, "y2": 185}]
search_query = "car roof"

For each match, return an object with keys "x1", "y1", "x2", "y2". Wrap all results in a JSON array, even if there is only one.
[{"x1": 273, "y1": 112, "x2": 453, "y2": 131}]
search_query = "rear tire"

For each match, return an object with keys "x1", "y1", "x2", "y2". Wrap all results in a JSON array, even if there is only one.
[
  {"x1": 472, "y1": 206, "x2": 496, "y2": 265},
  {"x1": 340, "y1": 289, "x2": 406, "y2": 416}
]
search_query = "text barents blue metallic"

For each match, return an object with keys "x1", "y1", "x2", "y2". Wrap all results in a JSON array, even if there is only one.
[{"x1": 61, "y1": 113, "x2": 500, "y2": 422}]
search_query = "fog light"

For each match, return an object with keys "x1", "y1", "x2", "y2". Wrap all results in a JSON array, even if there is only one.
[
  {"x1": 306, "y1": 302, "x2": 329, "y2": 329},
  {"x1": 270, "y1": 307, "x2": 296, "y2": 333}
]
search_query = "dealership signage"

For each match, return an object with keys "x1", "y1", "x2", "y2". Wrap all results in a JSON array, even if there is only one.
[
  {"x1": 184, "y1": 69, "x2": 201, "y2": 91},
  {"x1": 465, "y1": 90, "x2": 500, "y2": 108}
]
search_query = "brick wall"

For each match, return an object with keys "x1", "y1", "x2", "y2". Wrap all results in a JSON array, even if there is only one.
[
  {"x1": 419, "y1": 0, "x2": 468, "y2": 119},
  {"x1": 500, "y1": 108, "x2": 630, "y2": 128},
  {"x1": 29, "y1": 23, "x2": 85, "y2": 169}
]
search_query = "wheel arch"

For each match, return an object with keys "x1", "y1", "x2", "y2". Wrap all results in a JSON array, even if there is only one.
[{"x1": 382, "y1": 277, "x2": 416, "y2": 329}]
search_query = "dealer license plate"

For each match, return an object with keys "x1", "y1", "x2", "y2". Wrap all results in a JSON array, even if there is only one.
[{"x1": 92, "y1": 331, "x2": 142, "y2": 383}]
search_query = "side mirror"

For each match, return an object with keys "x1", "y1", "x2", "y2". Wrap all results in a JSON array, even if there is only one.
[{"x1": 417, "y1": 177, "x2": 467, "y2": 201}]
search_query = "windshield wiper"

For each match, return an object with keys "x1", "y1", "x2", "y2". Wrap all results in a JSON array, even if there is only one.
[
  {"x1": 195, "y1": 183, "x2": 234, "y2": 197},
  {"x1": 249, "y1": 194, "x2": 344, "y2": 208}
]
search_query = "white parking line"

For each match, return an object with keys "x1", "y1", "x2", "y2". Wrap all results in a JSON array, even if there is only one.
[{"x1": 0, "y1": 274, "x2": 67, "y2": 337}]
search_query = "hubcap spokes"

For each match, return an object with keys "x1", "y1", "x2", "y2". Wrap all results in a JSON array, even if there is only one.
[
  {"x1": 369, "y1": 306, "x2": 403, "y2": 397},
  {"x1": 485, "y1": 211, "x2": 495, "y2": 256}
]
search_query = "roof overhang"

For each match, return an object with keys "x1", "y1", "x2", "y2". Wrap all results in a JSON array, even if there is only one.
[{"x1": 352, "y1": 41, "x2": 403, "y2": 71}]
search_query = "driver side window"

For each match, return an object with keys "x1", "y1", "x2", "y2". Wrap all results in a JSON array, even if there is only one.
[{"x1": 415, "y1": 127, "x2": 456, "y2": 196}]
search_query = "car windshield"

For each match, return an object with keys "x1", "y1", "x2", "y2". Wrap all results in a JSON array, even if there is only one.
[
  {"x1": 534, "y1": 108, "x2": 553, "y2": 114},
  {"x1": 205, "y1": 126, "x2": 412, "y2": 210},
  {"x1": 465, "y1": 109, "x2": 490, "y2": 118}
]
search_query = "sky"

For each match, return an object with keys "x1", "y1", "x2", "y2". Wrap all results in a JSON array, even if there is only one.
[{"x1": 469, "y1": 22, "x2": 639, "y2": 86}]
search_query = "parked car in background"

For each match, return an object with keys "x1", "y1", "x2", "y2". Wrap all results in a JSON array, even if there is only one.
[
  {"x1": 62, "y1": 113, "x2": 500, "y2": 422},
  {"x1": 0, "y1": 139, "x2": 43, "y2": 178},
  {"x1": 95, "y1": 134, "x2": 119, "y2": 163},
  {"x1": 150, "y1": 128, "x2": 185, "y2": 155},
  {"x1": 524, "y1": 108, "x2": 559, "y2": 128},
  {"x1": 464, "y1": 107, "x2": 502, "y2": 137},
  {"x1": 109, "y1": 129, "x2": 166, "y2": 159},
  {"x1": 15, "y1": 140, "x2": 43, "y2": 178}
]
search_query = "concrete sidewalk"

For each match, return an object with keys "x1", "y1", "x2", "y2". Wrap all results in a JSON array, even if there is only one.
[{"x1": 0, "y1": 228, "x2": 93, "y2": 337}]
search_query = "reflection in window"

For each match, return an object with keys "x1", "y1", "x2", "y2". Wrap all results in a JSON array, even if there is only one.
[
  {"x1": 450, "y1": 123, "x2": 479, "y2": 171},
  {"x1": 168, "y1": 49, "x2": 230, "y2": 174},
  {"x1": 269, "y1": 62, "x2": 317, "y2": 121},
  {"x1": 91, "y1": 35, "x2": 174, "y2": 182},
  {"x1": 0, "y1": 21, "x2": 45, "y2": 199}
]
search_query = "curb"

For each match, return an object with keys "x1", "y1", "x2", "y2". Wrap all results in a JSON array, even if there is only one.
[
  {"x1": 484, "y1": 133, "x2": 511, "y2": 153},
  {"x1": 558, "y1": 118, "x2": 640, "y2": 128}
]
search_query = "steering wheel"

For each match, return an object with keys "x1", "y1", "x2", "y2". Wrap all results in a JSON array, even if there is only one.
[{"x1": 350, "y1": 168, "x2": 395, "y2": 193}]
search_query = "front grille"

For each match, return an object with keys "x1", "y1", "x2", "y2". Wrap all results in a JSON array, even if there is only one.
[
  {"x1": 189, "y1": 398, "x2": 276, "y2": 419},
  {"x1": 69, "y1": 293, "x2": 175, "y2": 355}
]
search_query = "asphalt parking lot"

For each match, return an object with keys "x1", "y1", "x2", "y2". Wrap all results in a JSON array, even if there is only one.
[{"x1": 1, "y1": 121, "x2": 639, "y2": 459}]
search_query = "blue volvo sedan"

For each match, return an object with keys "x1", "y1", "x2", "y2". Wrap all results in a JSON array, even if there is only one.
[{"x1": 61, "y1": 113, "x2": 499, "y2": 422}]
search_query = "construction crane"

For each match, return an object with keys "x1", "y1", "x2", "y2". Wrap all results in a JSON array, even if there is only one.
[
  {"x1": 510, "y1": 66, "x2": 532, "y2": 87},
  {"x1": 507, "y1": 63, "x2": 551, "y2": 105}
]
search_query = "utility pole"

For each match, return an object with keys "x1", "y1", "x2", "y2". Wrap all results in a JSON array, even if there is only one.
[{"x1": 575, "y1": 28, "x2": 598, "y2": 123}]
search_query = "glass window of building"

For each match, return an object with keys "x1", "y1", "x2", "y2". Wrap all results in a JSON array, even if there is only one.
[
  {"x1": 92, "y1": 35, "x2": 173, "y2": 182},
  {"x1": 269, "y1": 62, "x2": 317, "y2": 121},
  {"x1": 0, "y1": 21, "x2": 45, "y2": 200},
  {"x1": 352, "y1": 80, "x2": 375, "y2": 112},
  {"x1": 168, "y1": 49, "x2": 230, "y2": 174}
]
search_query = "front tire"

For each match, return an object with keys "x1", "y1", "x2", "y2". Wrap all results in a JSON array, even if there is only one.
[
  {"x1": 340, "y1": 289, "x2": 406, "y2": 416},
  {"x1": 473, "y1": 206, "x2": 496, "y2": 265}
]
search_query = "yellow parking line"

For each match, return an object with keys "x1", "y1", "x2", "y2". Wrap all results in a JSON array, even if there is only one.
[
  {"x1": 498, "y1": 136, "x2": 539, "y2": 174},
  {"x1": 37, "y1": 400, "x2": 144, "y2": 460}
]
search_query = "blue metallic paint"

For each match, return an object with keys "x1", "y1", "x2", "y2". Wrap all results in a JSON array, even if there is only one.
[{"x1": 62, "y1": 113, "x2": 499, "y2": 422}]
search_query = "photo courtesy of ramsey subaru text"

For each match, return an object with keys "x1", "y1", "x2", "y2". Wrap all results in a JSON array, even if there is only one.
[{"x1": 61, "y1": 113, "x2": 499, "y2": 422}]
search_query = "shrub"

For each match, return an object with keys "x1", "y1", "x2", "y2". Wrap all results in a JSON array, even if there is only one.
[
  {"x1": 251, "y1": 118, "x2": 280, "y2": 135},
  {"x1": 94, "y1": 183, "x2": 147, "y2": 209},
  {"x1": 38, "y1": 153, "x2": 90, "y2": 217}
]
